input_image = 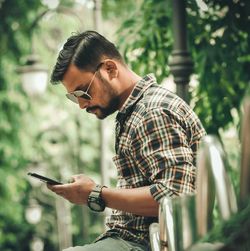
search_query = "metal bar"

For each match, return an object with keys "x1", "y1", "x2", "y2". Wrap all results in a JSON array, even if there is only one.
[
  {"x1": 240, "y1": 97, "x2": 250, "y2": 205},
  {"x1": 159, "y1": 195, "x2": 197, "y2": 251},
  {"x1": 168, "y1": 0, "x2": 193, "y2": 103},
  {"x1": 159, "y1": 199, "x2": 169, "y2": 251},
  {"x1": 149, "y1": 223, "x2": 161, "y2": 251},
  {"x1": 196, "y1": 135, "x2": 238, "y2": 237}
]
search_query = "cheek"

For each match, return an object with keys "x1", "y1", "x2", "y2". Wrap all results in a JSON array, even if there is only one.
[{"x1": 95, "y1": 80, "x2": 115, "y2": 103}]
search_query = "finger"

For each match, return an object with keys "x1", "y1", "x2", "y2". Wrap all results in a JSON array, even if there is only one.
[
  {"x1": 47, "y1": 184, "x2": 64, "y2": 193},
  {"x1": 47, "y1": 184, "x2": 60, "y2": 191}
]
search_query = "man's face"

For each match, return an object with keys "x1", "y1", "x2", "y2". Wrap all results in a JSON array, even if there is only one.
[{"x1": 62, "y1": 64, "x2": 120, "y2": 119}]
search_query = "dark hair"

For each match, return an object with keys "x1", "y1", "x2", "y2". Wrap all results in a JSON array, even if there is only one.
[{"x1": 50, "y1": 30, "x2": 123, "y2": 84}]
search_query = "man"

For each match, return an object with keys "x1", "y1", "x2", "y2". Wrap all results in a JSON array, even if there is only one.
[{"x1": 48, "y1": 30, "x2": 206, "y2": 251}]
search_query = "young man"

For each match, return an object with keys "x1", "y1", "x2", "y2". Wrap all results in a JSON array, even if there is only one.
[{"x1": 48, "y1": 30, "x2": 206, "y2": 251}]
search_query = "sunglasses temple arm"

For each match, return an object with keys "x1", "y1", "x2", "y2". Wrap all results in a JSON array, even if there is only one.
[{"x1": 86, "y1": 71, "x2": 97, "y2": 93}]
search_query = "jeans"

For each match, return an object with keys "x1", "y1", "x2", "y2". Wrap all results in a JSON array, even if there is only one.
[{"x1": 63, "y1": 237, "x2": 150, "y2": 251}]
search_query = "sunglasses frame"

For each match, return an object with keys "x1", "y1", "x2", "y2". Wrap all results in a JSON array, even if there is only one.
[{"x1": 66, "y1": 62, "x2": 103, "y2": 104}]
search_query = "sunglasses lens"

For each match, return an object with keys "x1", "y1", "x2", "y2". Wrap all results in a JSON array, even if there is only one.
[
  {"x1": 66, "y1": 91, "x2": 92, "y2": 104},
  {"x1": 66, "y1": 93, "x2": 79, "y2": 104},
  {"x1": 74, "y1": 90, "x2": 92, "y2": 100}
]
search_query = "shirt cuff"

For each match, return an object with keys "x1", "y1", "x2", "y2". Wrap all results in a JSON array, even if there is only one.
[{"x1": 149, "y1": 182, "x2": 178, "y2": 202}]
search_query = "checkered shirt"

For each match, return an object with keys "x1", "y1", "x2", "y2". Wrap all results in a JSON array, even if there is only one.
[{"x1": 96, "y1": 74, "x2": 206, "y2": 246}]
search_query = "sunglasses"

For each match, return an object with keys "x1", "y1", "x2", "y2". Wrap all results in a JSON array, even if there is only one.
[{"x1": 66, "y1": 62, "x2": 103, "y2": 104}]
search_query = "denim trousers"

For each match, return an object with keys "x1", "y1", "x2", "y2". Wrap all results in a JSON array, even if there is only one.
[{"x1": 62, "y1": 237, "x2": 150, "y2": 251}]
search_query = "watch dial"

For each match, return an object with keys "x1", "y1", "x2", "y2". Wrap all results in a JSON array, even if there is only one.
[{"x1": 90, "y1": 202, "x2": 102, "y2": 211}]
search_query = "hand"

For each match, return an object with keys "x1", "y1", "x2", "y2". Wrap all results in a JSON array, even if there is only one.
[{"x1": 47, "y1": 174, "x2": 96, "y2": 205}]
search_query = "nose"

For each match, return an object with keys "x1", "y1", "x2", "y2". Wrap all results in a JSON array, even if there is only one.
[{"x1": 78, "y1": 98, "x2": 89, "y2": 109}]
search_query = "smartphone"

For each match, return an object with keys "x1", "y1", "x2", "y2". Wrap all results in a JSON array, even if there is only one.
[{"x1": 27, "y1": 172, "x2": 63, "y2": 185}]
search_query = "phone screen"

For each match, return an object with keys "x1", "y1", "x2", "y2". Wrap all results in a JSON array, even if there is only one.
[{"x1": 27, "y1": 172, "x2": 63, "y2": 185}]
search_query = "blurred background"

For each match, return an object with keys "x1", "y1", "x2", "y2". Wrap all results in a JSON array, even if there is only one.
[{"x1": 0, "y1": 0, "x2": 249, "y2": 251}]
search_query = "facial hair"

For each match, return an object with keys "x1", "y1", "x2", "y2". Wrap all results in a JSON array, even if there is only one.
[
  {"x1": 86, "y1": 75, "x2": 120, "y2": 119},
  {"x1": 87, "y1": 97, "x2": 119, "y2": 119}
]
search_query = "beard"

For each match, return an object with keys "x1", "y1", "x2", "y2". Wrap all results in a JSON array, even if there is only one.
[
  {"x1": 86, "y1": 75, "x2": 120, "y2": 119},
  {"x1": 86, "y1": 96, "x2": 120, "y2": 119}
]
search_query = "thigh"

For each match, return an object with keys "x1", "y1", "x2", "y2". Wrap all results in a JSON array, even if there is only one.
[{"x1": 62, "y1": 237, "x2": 148, "y2": 251}]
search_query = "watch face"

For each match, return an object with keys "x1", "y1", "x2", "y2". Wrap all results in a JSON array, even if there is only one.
[
  {"x1": 87, "y1": 197, "x2": 105, "y2": 212},
  {"x1": 89, "y1": 201, "x2": 103, "y2": 211},
  {"x1": 87, "y1": 184, "x2": 106, "y2": 212}
]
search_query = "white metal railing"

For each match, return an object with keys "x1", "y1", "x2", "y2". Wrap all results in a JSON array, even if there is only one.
[
  {"x1": 149, "y1": 135, "x2": 238, "y2": 251},
  {"x1": 196, "y1": 135, "x2": 238, "y2": 237},
  {"x1": 150, "y1": 92, "x2": 250, "y2": 251},
  {"x1": 149, "y1": 223, "x2": 161, "y2": 251}
]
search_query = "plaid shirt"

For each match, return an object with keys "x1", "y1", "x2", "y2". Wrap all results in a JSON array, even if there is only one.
[{"x1": 96, "y1": 74, "x2": 206, "y2": 246}]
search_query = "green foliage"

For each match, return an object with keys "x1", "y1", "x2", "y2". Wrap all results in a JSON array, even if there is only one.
[
  {"x1": 187, "y1": 0, "x2": 250, "y2": 134},
  {"x1": 203, "y1": 200, "x2": 250, "y2": 250},
  {"x1": 1, "y1": 1, "x2": 104, "y2": 249},
  {"x1": 0, "y1": 211, "x2": 34, "y2": 251},
  {"x1": 0, "y1": 1, "x2": 44, "y2": 250},
  {"x1": 102, "y1": 0, "x2": 139, "y2": 20},
  {"x1": 117, "y1": 0, "x2": 173, "y2": 83},
  {"x1": 117, "y1": 0, "x2": 250, "y2": 135}
]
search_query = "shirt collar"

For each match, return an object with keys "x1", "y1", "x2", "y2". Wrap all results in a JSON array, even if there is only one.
[{"x1": 118, "y1": 73, "x2": 156, "y2": 115}]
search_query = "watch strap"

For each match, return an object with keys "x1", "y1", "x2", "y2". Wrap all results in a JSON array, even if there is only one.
[{"x1": 91, "y1": 184, "x2": 105, "y2": 196}]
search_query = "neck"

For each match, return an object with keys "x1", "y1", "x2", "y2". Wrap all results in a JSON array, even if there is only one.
[{"x1": 117, "y1": 68, "x2": 142, "y2": 110}]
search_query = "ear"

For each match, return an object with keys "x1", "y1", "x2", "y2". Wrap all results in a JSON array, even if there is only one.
[{"x1": 103, "y1": 60, "x2": 118, "y2": 80}]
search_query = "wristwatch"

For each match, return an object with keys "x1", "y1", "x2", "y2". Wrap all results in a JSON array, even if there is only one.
[{"x1": 87, "y1": 184, "x2": 107, "y2": 212}]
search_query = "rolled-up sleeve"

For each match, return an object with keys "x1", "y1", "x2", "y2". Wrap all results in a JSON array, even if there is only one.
[{"x1": 131, "y1": 108, "x2": 197, "y2": 202}]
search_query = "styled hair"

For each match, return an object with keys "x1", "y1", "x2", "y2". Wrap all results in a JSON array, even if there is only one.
[{"x1": 50, "y1": 30, "x2": 123, "y2": 84}]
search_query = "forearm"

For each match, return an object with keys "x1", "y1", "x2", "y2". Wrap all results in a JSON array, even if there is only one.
[
  {"x1": 101, "y1": 186, "x2": 159, "y2": 217},
  {"x1": 47, "y1": 175, "x2": 159, "y2": 216}
]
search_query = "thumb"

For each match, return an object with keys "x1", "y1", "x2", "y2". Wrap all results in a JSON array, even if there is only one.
[{"x1": 67, "y1": 176, "x2": 76, "y2": 183}]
